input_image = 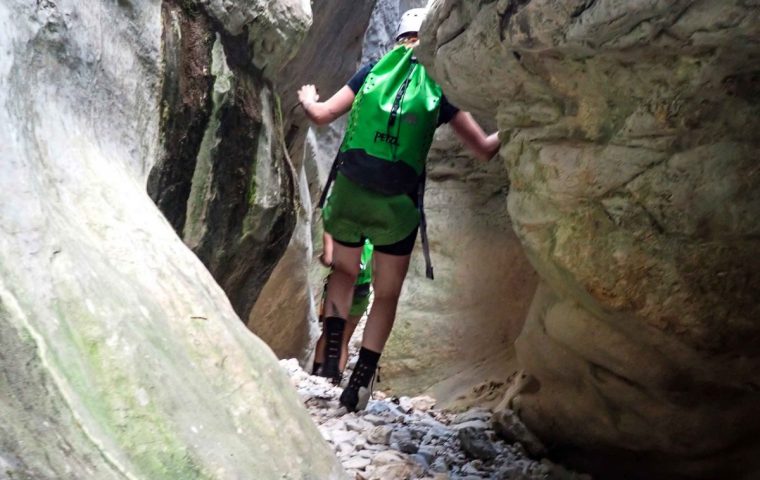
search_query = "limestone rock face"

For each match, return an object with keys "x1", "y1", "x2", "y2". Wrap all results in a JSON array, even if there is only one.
[
  {"x1": 0, "y1": 0, "x2": 344, "y2": 478},
  {"x1": 419, "y1": 1, "x2": 760, "y2": 478},
  {"x1": 202, "y1": 0, "x2": 310, "y2": 77},
  {"x1": 147, "y1": 0, "x2": 315, "y2": 350}
]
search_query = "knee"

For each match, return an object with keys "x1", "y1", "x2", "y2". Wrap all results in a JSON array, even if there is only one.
[
  {"x1": 333, "y1": 258, "x2": 360, "y2": 280},
  {"x1": 372, "y1": 284, "x2": 403, "y2": 303}
]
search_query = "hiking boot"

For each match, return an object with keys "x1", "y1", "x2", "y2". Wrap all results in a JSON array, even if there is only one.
[
  {"x1": 340, "y1": 381, "x2": 374, "y2": 412},
  {"x1": 340, "y1": 347, "x2": 380, "y2": 412},
  {"x1": 319, "y1": 316, "x2": 345, "y2": 385}
]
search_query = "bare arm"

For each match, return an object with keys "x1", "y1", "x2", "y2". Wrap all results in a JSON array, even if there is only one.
[
  {"x1": 298, "y1": 85, "x2": 355, "y2": 126},
  {"x1": 449, "y1": 111, "x2": 500, "y2": 161}
]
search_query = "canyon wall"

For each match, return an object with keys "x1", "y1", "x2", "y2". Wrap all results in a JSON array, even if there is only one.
[
  {"x1": 0, "y1": 0, "x2": 345, "y2": 478},
  {"x1": 418, "y1": 1, "x2": 760, "y2": 478}
]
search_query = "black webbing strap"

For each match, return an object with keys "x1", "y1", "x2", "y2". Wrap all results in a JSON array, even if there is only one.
[
  {"x1": 418, "y1": 170, "x2": 434, "y2": 280},
  {"x1": 318, "y1": 154, "x2": 341, "y2": 209}
]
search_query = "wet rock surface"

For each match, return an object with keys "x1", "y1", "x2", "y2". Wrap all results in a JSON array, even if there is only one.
[{"x1": 281, "y1": 359, "x2": 590, "y2": 480}]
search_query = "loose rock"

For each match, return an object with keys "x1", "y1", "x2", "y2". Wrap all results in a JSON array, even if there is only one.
[
  {"x1": 281, "y1": 358, "x2": 589, "y2": 479},
  {"x1": 492, "y1": 409, "x2": 547, "y2": 457},
  {"x1": 367, "y1": 425, "x2": 393, "y2": 445},
  {"x1": 458, "y1": 427, "x2": 498, "y2": 461}
]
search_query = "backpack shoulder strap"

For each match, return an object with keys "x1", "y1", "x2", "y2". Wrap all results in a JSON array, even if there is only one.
[
  {"x1": 318, "y1": 154, "x2": 341, "y2": 209},
  {"x1": 418, "y1": 169, "x2": 434, "y2": 280}
]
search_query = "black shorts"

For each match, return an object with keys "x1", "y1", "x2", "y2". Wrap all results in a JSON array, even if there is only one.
[{"x1": 334, "y1": 227, "x2": 418, "y2": 256}]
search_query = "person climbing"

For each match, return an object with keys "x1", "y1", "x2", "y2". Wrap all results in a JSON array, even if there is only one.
[
  {"x1": 312, "y1": 232, "x2": 373, "y2": 378},
  {"x1": 297, "y1": 7, "x2": 500, "y2": 411}
]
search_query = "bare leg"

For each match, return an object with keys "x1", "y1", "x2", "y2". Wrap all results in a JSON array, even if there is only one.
[
  {"x1": 361, "y1": 251, "x2": 411, "y2": 353},
  {"x1": 319, "y1": 242, "x2": 362, "y2": 381},
  {"x1": 324, "y1": 243, "x2": 362, "y2": 319},
  {"x1": 340, "y1": 251, "x2": 410, "y2": 411},
  {"x1": 340, "y1": 314, "x2": 362, "y2": 371}
]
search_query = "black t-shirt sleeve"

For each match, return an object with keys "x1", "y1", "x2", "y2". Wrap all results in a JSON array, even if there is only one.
[
  {"x1": 437, "y1": 94, "x2": 460, "y2": 126},
  {"x1": 347, "y1": 63, "x2": 374, "y2": 93}
]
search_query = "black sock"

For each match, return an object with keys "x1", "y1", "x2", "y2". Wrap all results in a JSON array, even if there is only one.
[
  {"x1": 311, "y1": 362, "x2": 322, "y2": 375},
  {"x1": 358, "y1": 347, "x2": 381, "y2": 367}
]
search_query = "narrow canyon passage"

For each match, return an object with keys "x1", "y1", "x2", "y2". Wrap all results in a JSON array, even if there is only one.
[{"x1": 2, "y1": 0, "x2": 757, "y2": 479}]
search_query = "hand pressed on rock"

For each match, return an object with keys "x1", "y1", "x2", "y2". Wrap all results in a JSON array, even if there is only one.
[{"x1": 298, "y1": 84, "x2": 319, "y2": 108}]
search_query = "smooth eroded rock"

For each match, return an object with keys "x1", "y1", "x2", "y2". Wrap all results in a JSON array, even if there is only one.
[
  {"x1": 418, "y1": 1, "x2": 760, "y2": 478},
  {"x1": 0, "y1": 0, "x2": 344, "y2": 478}
]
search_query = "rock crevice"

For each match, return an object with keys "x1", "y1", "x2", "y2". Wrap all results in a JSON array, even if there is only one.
[{"x1": 148, "y1": 0, "x2": 301, "y2": 324}]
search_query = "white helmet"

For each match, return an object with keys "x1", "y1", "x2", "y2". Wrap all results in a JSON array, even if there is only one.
[{"x1": 395, "y1": 8, "x2": 428, "y2": 41}]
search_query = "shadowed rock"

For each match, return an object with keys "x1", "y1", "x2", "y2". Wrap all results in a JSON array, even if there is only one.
[{"x1": 147, "y1": 0, "x2": 309, "y2": 344}]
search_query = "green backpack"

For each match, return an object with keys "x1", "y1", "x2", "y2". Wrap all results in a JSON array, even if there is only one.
[
  {"x1": 319, "y1": 45, "x2": 443, "y2": 279},
  {"x1": 337, "y1": 45, "x2": 442, "y2": 195}
]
